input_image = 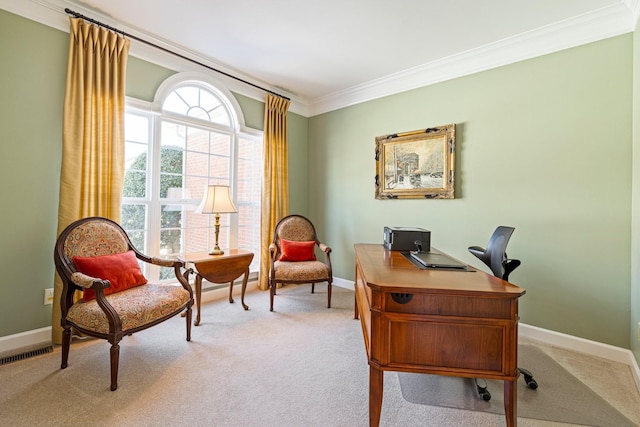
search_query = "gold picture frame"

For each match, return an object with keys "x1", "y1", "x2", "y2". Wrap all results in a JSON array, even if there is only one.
[{"x1": 375, "y1": 124, "x2": 455, "y2": 199}]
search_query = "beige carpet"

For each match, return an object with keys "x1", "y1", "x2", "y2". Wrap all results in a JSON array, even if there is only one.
[
  {"x1": 398, "y1": 345, "x2": 636, "y2": 426},
  {"x1": 0, "y1": 285, "x2": 638, "y2": 427}
]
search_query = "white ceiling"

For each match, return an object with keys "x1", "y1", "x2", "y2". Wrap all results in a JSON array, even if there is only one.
[{"x1": 5, "y1": 0, "x2": 640, "y2": 115}]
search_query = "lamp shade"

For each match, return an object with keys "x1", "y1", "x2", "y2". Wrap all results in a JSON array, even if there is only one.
[{"x1": 196, "y1": 185, "x2": 238, "y2": 214}]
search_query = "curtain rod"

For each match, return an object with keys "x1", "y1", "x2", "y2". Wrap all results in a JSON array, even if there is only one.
[{"x1": 64, "y1": 8, "x2": 290, "y2": 101}]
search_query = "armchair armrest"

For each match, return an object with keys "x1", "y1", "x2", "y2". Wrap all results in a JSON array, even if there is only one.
[
  {"x1": 149, "y1": 256, "x2": 182, "y2": 268},
  {"x1": 318, "y1": 243, "x2": 331, "y2": 254},
  {"x1": 70, "y1": 271, "x2": 110, "y2": 290}
]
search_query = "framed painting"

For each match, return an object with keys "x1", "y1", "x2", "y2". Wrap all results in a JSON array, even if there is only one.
[{"x1": 375, "y1": 124, "x2": 455, "y2": 199}]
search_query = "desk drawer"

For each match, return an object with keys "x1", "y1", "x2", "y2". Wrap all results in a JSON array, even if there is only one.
[
  {"x1": 386, "y1": 317, "x2": 507, "y2": 373},
  {"x1": 384, "y1": 293, "x2": 514, "y2": 320}
]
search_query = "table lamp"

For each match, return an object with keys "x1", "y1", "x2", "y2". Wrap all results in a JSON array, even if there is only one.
[{"x1": 196, "y1": 184, "x2": 237, "y2": 255}]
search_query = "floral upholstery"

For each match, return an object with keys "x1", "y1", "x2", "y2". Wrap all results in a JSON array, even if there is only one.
[
  {"x1": 67, "y1": 284, "x2": 191, "y2": 334},
  {"x1": 63, "y1": 220, "x2": 129, "y2": 262},
  {"x1": 273, "y1": 260, "x2": 330, "y2": 282},
  {"x1": 277, "y1": 216, "x2": 315, "y2": 240}
]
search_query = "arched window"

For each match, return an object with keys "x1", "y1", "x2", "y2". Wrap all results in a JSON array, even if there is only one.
[{"x1": 122, "y1": 74, "x2": 262, "y2": 281}]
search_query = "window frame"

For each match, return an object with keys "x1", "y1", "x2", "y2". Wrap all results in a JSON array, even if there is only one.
[{"x1": 123, "y1": 74, "x2": 262, "y2": 283}]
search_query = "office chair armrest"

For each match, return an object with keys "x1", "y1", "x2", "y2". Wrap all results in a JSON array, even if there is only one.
[
  {"x1": 502, "y1": 258, "x2": 521, "y2": 281},
  {"x1": 468, "y1": 245, "x2": 485, "y2": 256}
]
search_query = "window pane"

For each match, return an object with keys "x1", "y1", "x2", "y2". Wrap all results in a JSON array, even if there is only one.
[
  {"x1": 161, "y1": 122, "x2": 186, "y2": 149},
  {"x1": 186, "y1": 126, "x2": 211, "y2": 153},
  {"x1": 161, "y1": 205, "x2": 182, "y2": 229},
  {"x1": 160, "y1": 266, "x2": 174, "y2": 281},
  {"x1": 160, "y1": 228, "x2": 182, "y2": 255},
  {"x1": 125, "y1": 114, "x2": 149, "y2": 143},
  {"x1": 211, "y1": 132, "x2": 231, "y2": 156},
  {"x1": 125, "y1": 141, "x2": 147, "y2": 170},
  {"x1": 162, "y1": 85, "x2": 231, "y2": 127},
  {"x1": 160, "y1": 146, "x2": 183, "y2": 174},
  {"x1": 176, "y1": 87, "x2": 199, "y2": 110},
  {"x1": 128, "y1": 230, "x2": 146, "y2": 253},
  {"x1": 160, "y1": 173, "x2": 183, "y2": 198},
  {"x1": 184, "y1": 151, "x2": 211, "y2": 178},
  {"x1": 121, "y1": 204, "x2": 147, "y2": 252},
  {"x1": 123, "y1": 171, "x2": 147, "y2": 198},
  {"x1": 163, "y1": 92, "x2": 189, "y2": 115}
]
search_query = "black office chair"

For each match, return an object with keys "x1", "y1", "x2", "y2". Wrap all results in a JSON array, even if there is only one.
[{"x1": 468, "y1": 226, "x2": 538, "y2": 401}]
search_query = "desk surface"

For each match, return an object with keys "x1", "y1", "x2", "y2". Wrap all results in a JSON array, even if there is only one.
[
  {"x1": 355, "y1": 244, "x2": 525, "y2": 297},
  {"x1": 354, "y1": 243, "x2": 525, "y2": 427}
]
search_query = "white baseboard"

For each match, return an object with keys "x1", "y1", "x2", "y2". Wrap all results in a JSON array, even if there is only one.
[
  {"x1": 519, "y1": 323, "x2": 640, "y2": 394},
  {"x1": 333, "y1": 277, "x2": 355, "y2": 290},
  {"x1": 0, "y1": 326, "x2": 52, "y2": 357}
]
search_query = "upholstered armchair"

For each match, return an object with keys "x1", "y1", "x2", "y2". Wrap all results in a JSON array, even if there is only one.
[
  {"x1": 268, "y1": 214, "x2": 333, "y2": 311},
  {"x1": 54, "y1": 217, "x2": 193, "y2": 391}
]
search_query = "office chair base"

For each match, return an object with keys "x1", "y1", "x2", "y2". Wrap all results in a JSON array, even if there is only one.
[{"x1": 474, "y1": 378, "x2": 492, "y2": 401}]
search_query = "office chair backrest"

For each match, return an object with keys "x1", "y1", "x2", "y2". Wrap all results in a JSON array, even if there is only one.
[{"x1": 468, "y1": 226, "x2": 520, "y2": 281}]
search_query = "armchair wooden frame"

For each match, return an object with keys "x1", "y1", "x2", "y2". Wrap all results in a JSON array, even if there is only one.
[
  {"x1": 268, "y1": 214, "x2": 333, "y2": 311},
  {"x1": 54, "y1": 217, "x2": 194, "y2": 391}
]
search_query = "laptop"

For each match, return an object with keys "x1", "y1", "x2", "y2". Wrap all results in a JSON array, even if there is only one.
[{"x1": 410, "y1": 251, "x2": 467, "y2": 270}]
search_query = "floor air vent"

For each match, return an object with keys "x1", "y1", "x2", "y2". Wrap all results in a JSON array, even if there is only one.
[{"x1": 0, "y1": 344, "x2": 53, "y2": 366}]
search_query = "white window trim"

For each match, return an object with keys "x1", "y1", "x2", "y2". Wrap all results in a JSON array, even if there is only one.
[{"x1": 124, "y1": 72, "x2": 263, "y2": 282}]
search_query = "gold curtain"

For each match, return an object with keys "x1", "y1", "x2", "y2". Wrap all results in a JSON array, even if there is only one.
[
  {"x1": 52, "y1": 18, "x2": 130, "y2": 344},
  {"x1": 259, "y1": 94, "x2": 291, "y2": 290}
]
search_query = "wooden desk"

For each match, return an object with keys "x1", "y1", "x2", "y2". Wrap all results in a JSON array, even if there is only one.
[
  {"x1": 179, "y1": 250, "x2": 254, "y2": 326},
  {"x1": 353, "y1": 244, "x2": 525, "y2": 427}
]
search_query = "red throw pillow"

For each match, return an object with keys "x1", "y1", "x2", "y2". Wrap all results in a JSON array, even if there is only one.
[
  {"x1": 73, "y1": 250, "x2": 148, "y2": 302},
  {"x1": 279, "y1": 239, "x2": 316, "y2": 262}
]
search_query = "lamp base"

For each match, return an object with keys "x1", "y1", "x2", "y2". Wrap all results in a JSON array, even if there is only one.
[{"x1": 209, "y1": 214, "x2": 224, "y2": 255}]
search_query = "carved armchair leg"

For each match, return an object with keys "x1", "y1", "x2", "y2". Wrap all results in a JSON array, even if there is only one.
[
  {"x1": 270, "y1": 282, "x2": 275, "y2": 312},
  {"x1": 61, "y1": 326, "x2": 71, "y2": 369},
  {"x1": 185, "y1": 306, "x2": 192, "y2": 341},
  {"x1": 110, "y1": 343, "x2": 120, "y2": 391},
  {"x1": 311, "y1": 283, "x2": 315, "y2": 294},
  {"x1": 327, "y1": 282, "x2": 332, "y2": 308}
]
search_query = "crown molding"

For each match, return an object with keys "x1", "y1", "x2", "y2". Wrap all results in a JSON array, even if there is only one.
[
  {"x1": 307, "y1": 2, "x2": 636, "y2": 116},
  {"x1": 624, "y1": 0, "x2": 640, "y2": 27},
  {"x1": 1, "y1": 0, "x2": 636, "y2": 118},
  {"x1": 0, "y1": 0, "x2": 310, "y2": 115}
]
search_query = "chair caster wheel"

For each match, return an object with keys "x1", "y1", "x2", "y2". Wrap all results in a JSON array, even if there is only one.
[
  {"x1": 475, "y1": 378, "x2": 491, "y2": 401},
  {"x1": 519, "y1": 368, "x2": 538, "y2": 390},
  {"x1": 526, "y1": 377, "x2": 538, "y2": 389}
]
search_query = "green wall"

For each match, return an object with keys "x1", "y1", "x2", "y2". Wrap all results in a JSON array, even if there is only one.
[
  {"x1": 0, "y1": 10, "x2": 67, "y2": 336},
  {"x1": 308, "y1": 35, "x2": 633, "y2": 348},
  {"x1": 0, "y1": 9, "x2": 308, "y2": 338},
  {"x1": 632, "y1": 20, "x2": 640, "y2": 362}
]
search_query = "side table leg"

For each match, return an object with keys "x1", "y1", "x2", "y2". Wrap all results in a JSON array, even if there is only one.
[
  {"x1": 194, "y1": 275, "x2": 202, "y2": 326},
  {"x1": 228, "y1": 280, "x2": 235, "y2": 304},
  {"x1": 241, "y1": 268, "x2": 249, "y2": 310}
]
